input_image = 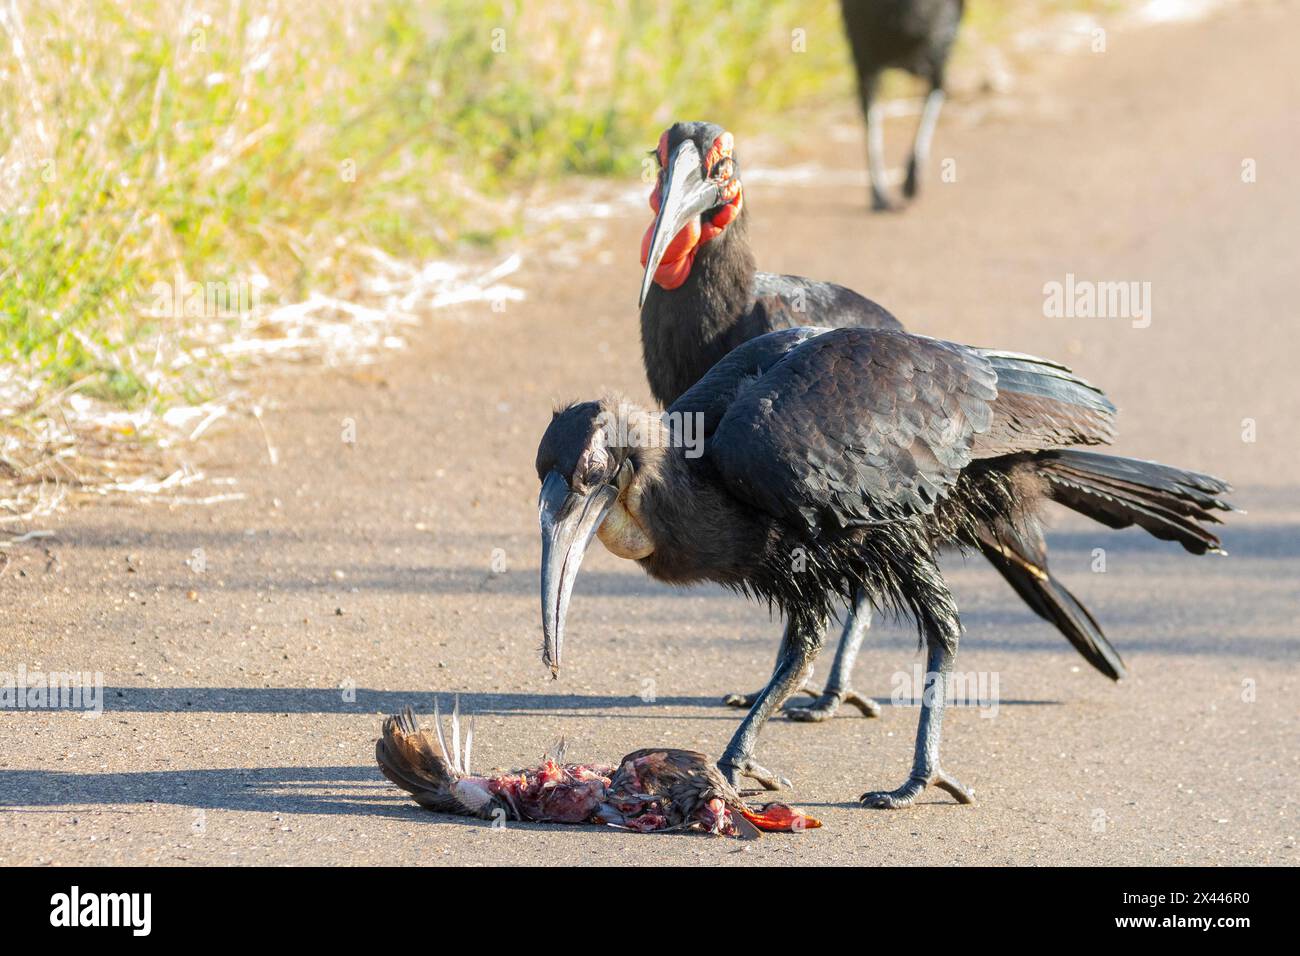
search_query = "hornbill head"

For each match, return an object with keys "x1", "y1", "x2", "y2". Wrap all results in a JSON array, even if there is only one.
[
  {"x1": 639, "y1": 121, "x2": 744, "y2": 307},
  {"x1": 535, "y1": 398, "x2": 660, "y2": 676}
]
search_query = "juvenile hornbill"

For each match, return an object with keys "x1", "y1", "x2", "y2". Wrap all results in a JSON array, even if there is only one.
[
  {"x1": 536, "y1": 326, "x2": 1232, "y2": 804},
  {"x1": 640, "y1": 120, "x2": 1130, "y2": 724},
  {"x1": 841, "y1": 0, "x2": 965, "y2": 210}
]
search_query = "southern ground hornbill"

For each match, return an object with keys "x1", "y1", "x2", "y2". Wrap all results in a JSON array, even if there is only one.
[
  {"x1": 840, "y1": 0, "x2": 965, "y2": 210},
  {"x1": 535, "y1": 326, "x2": 1233, "y2": 804},
  {"x1": 376, "y1": 698, "x2": 819, "y2": 836},
  {"x1": 640, "y1": 120, "x2": 1131, "y2": 725}
]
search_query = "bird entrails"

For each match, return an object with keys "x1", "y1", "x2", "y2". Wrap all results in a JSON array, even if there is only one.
[{"x1": 376, "y1": 697, "x2": 821, "y2": 838}]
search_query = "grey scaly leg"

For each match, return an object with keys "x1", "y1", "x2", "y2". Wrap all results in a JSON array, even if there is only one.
[
  {"x1": 786, "y1": 589, "x2": 882, "y2": 721},
  {"x1": 718, "y1": 613, "x2": 825, "y2": 791},
  {"x1": 859, "y1": 636, "x2": 974, "y2": 808},
  {"x1": 904, "y1": 85, "x2": 946, "y2": 200}
]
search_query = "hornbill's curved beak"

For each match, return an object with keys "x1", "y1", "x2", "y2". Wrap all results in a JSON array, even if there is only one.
[
  {"x1": 539, "y1": 470, "x2": 617, "y2": 677},
  {"x1": 638, "y1": 139, "x2": 724, "y2": 308}
]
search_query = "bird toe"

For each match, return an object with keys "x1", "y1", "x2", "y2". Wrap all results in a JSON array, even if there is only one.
[
  {"x1": 718, "y1": 755, "x2": 791, "y2": 792},
  {"x1": 722, "y1": 691, "x2": 760, "y2": 709},
  {"x1": 860, "y1": 769, "x2": 973, "y2": 809}
]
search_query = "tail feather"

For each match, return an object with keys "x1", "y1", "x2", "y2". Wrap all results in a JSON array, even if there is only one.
[
  {"x1": 1038, "y1": 451, "x2": 1233, "y2": 555},
  {"x1": 375, "y1": 706, "x2": 466, "y2": 814},
  {"x1": 977, "y1": 526, "x2": 1125, "y2": 681},
  {"x1": 1047, "y1": 456, "x2": 1232, "y2": 515}
]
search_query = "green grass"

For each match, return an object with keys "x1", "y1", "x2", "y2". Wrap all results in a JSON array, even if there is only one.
[
  {"x1": 0, "y1": 0, "x2": 850, "y2": 409},
  {"x1": 2, "y1": 0, "x2": 1138, "y2": 413}
]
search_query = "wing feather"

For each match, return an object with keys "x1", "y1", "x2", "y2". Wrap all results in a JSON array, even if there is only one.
[
  {"x1": 705, "y1": 330, "x2": 1119, "y2": 534},
  {"x1": 709, "y1": 329, "x2": 996, "y2": 530}
]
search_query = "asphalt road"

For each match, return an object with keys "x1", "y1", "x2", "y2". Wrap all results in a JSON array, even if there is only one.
[{"x1": 1, "y1": 2, "x2": 1296, "y2": 865}]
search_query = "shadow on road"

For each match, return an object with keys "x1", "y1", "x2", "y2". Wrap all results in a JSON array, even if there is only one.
[
  {"x1": 0, "y1": 764, "x2": 433, "y2": 819},
  {"x1": 0, "y1": 766, "x2": 717, "y2": 837},
  {"x1": 94, "y1": 687, "x2": 721, "y2": 714},
  {"x1": 86, "y1": 687, "x2": 1060, "y2": 715}
]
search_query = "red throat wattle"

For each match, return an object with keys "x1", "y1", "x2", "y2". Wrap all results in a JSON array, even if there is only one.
[{"x1": 640, "y1": 131, "x2": 743, "y2": 292}]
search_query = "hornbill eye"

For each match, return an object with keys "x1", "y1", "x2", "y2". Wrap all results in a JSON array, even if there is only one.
[{"x1": 711, "y1": 157, "x2": 734, "y2": 181}]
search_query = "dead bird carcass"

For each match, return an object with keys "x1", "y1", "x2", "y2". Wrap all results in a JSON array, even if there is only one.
[{"x1": 375, "y1": 698, "x2": 821, "y2": 838}]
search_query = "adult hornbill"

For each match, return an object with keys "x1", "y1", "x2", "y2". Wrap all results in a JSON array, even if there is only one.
[
  {"x1": 841, "y1": 0, "x2": 965, "y2": 210},
  {"x1": 640, "y1": 120, "x2": 1130, "y2": 724},
  {"x1": 536, "y1": 326, "x2": 1232, "y2": 804}
]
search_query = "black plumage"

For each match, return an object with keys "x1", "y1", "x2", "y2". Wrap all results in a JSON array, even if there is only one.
[
  {"x1": 535, "y1": 326, "x2": 1234, "y2": 805},
  {"x1": 640, "y1": 218, "x2": 901, "y2": 404},
  {"x1": 639, "y1": 122, "x2": 1135, "y2": 722},
  {"x1": 639, "y1": 123, "x2": 899, "y2": 407},
  {"x1": 840, "y1": 0, "x2": 965, "y2": 209}
]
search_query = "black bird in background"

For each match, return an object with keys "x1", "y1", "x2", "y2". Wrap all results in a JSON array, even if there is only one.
[
  {"x1": 840, "y1": 0, "x2": 965, "y2": 210},
  {"x1": 640, "y1": 121, "x2": 1130, "y2": 725},
  {"x1": 535, "y1": 326, "x2": 1233, "y2": 804}
]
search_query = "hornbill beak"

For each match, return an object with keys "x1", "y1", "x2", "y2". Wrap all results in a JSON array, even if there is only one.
[
  {"x1": 539, "y1": 470, "x2": 617, "y2": 677},
  {"x1": 638, "y1": 139, "x2": 724, "y2": 308}
]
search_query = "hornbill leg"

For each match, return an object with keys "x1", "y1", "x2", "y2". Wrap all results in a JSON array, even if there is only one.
[
  {"x1": 904, "y1": 84, "x2": 946, "y2": 200},
  {"x1": 861, "y1": 72, "x2": 894, "y2": 212},
  {"x1": 786, "y1": 590, "x2": 882, "y2": 722},
  {"x1": 860, "y1": 628, "x2": 974, "y2": 809},
  {"x1": 722, "y1": 654, "x2": 816, "y2": 711},
  {"x1": 718, "y1": 614, "x2": 825, "y2": 791}
]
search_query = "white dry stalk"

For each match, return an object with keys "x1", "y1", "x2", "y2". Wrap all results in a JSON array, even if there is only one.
[{"x1": 1, "y1": 248, "x2": 526, "y2": 520}]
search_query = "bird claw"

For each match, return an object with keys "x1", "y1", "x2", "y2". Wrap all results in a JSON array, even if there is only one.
[
  {"x1": 718, "y1": 755, "x2": 791, "y2": 792},
  {"x1": 859, "y1": 769, "x2": 974, "y2": 809},
  {"x1": 785, "y1": 687, "x2": 882, "y2": 722}
]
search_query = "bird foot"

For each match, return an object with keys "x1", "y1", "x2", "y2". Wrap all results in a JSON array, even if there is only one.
[
  {"x1": 902, "y1": 160, "x2": 920, "y2": 200},
  {"x1": 786, "y1": 687, "x2": 882, "y2": 722},
  {"x1": 860, "y1": 769, "x2": 974, "y2": 809},
  {"x1": 871, "y1": 190, "x2": 899, "y2": 213},
  {"x1": 723, "y1": 676, "x2": 817, "y2": 711},
  {"x1": 718, "y1": 755, "x2": 791, "y2": 792}
]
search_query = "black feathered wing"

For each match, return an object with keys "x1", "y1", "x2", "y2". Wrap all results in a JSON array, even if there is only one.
[
  {"x1": 974, "y1": 350, "x2": 1117, "y2": 455},
  {"x1": 746, "y1": 273, "x2": 901, "y2": 337},
  {"x1": 667, "y1": 326, "x2": 829, "y2": 438},
  {"x1": 704, "y1": 328, "x2": 1118, "y2": 534}
]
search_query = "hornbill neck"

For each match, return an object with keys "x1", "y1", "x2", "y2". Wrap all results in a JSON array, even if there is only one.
[
  {"x1": 640, "y1": 208, "x2": 758, "y2": 407},
  {"x1": 630, "y1": 444, "x2": 771, "y2": 589}
]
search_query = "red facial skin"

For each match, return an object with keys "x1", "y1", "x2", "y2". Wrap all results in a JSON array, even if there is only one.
[{"x1": 639, "y1": 130, "x2": 744, "y2": 292}]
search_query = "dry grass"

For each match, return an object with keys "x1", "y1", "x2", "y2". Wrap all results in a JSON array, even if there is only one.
[{"x1": 0, "y1": 0, "x2": 1191, "y2": 520}]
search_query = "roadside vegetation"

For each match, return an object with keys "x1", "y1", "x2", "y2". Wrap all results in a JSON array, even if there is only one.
[
  {"x1": 0, "y1": 0, "x2": 1150, "y2": 517},
  {"x1": 1, "y1": 0, "x2": 852, "y2": 411}
]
